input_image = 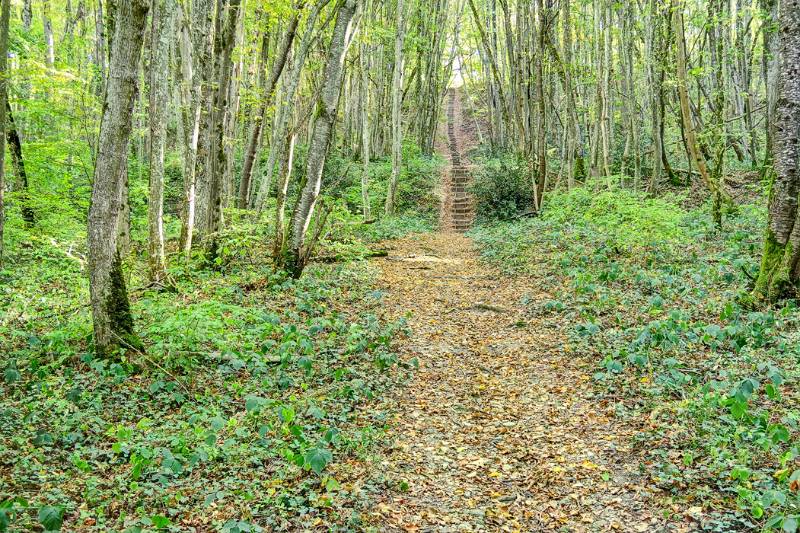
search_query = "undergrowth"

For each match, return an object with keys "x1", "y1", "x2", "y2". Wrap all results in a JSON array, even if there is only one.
[{"x1": 471, "y1": 184, "x2": 800, "y2": 532}]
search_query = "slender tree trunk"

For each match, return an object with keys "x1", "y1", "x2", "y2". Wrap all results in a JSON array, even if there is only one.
[
  {"x1": 22, "y1": 0, "x2": 31, "y2": 30},
  {"x1": 94, "y1": 0, "x2": 107, "y2": 95},
  {"x1": 5, "y1": 103, "x2": 35, "y2": 226},
  {"x1": 43, "y1": 1, "x2": 55, "y2": 67},
  {"x1": 673, "y1": 0, "x2": 723, "y2": 226},
  {"x1": 147, "y1": 0, "x2": 174, "y2": 281},
  {"x1": 385, "y1": 0, "x2": 406, "y2": 215},
  {"x1": 0, "y1": 0, "x2": 8, "y2": 266},
  {"x1": 360, "y1": 40, "x2": 372, "y2": 220},
  {"x1": 754, "y1": 0, "x2": 800, "y2": 300},
  {"x1": 87, "y1": 0, "x2": 149, "y2": 355},
  {"x1": 256, "y1": 0, "x2": 331, "y2": 213},
  {"x1": 273, "y1": 131, "x2": 296, "y2": 258},
  {"x1": 238, "y1": 11, "x2": 301, "y2": 208},
  {"x1": 281, "y1": 0, "x2": 358, "y2": 277}
]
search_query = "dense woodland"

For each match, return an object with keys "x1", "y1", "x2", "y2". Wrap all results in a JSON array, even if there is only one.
[{"x1": 0, "y1": 0, "x2": 800, "y2": 530}]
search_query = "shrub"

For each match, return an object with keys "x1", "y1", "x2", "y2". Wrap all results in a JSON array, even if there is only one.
[{"x1": 469, "y1": 152, "x2": 533, "y2": 221}]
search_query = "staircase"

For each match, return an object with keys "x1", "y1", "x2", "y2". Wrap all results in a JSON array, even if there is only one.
[{"x1": 443, "y1": 88, "x2": 474, "y2": 233}]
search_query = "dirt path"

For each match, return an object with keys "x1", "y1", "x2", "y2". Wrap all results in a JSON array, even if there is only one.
[
  {"x1": 364, "y1": 89, "x2": 664, "y2": 531},
  {"x1": 369, "y1": 235, "x2": 663, "y2": 531}
]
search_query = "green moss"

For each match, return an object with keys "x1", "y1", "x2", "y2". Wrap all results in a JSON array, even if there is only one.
[
  {"x1": 105, "y1": 252, "x2": 143, "y2": 354},
  {"x1": 753, "y1": 229, "x2": 792, "y2": 302}
]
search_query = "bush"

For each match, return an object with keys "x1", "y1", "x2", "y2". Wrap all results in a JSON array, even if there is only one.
[
  {"x1": 469, "y1": 152, "x2": 533, "y2": 221},
  {"x1": 542, "y1": 184, "x2": 689, "y2": 254}
]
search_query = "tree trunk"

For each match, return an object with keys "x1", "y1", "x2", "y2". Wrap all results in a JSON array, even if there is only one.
[
  {"x1": 0, "y1": 0, "x2": 8, "y2": 266},
  {"x1": 87, "y1": 0, "x2": 149, "y2": 356},
  {"x1": 273, "y1": 132, "x2": 296, "y2": 258},
  {"x1": 22, "y1": 0, "x2": 31, "y2": 30},
  {"x1": 385, "y1": 0, "x2": 406, "y2": 215},
  {"x1": 238, "y1": 11, "x2": 300, "y2": 209},
  {"x1": 280, "y1": 0, "x2": 358, "y2": 277},
  {"x1": 256, "y1": 0, "x2": 331, "y2": 213},
  {"x1": 94, "y1": 0, "x2": 107, "y2": 95},
  {"x1": 673, "y1": 0, "x2": 723, "y2": 226},
  {"x1": 191, "y1": 0, "x2": 217, "y2": 246},
  {"x1": 360, "y1": 40, "x2": 372, "y2": 220},
  {"x1": 43, "y1": 0, "x2": 55, "y2": 67},
  {"x1": 5, "y1": 102, "x2": 35, "y2": 226},
  {"x1": 147, "y1": 0, "x2": 174, "y2": 281},
  {"x1": 754, "y1": 0, "x2": 800, "y2": 301}
]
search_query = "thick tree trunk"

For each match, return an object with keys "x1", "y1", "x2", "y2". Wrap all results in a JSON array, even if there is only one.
[
  {"x1": 385, "y1": 0, "x2": 406, "y2": 215},
  {"x1": 206, "y1": 0, "x2": 241, "y2": 247},
  {"x1": 754, "y1": 0, "x2": 800, "y2": 300},
  {"x1": 191, "y1": 0, "x2": 217, "y2": 246},
  {"x1": 280, "y1": 0, "x2": 358, "y2": 277},
  {"x1": 87, "y1": 0, "x2": 149, "y2": 355},
  {"x1": 147, "y1": 0, "x2": 174, "y2": 281}
]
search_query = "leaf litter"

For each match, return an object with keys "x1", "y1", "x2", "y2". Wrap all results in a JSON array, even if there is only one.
[{"x1": 355, "y1": 232, "x2": 684, "y2": 532}]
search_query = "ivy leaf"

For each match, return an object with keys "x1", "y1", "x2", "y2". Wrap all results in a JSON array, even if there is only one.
[
  {"x1": 149, "y1": 515, "x2": 171, "y2": 529},
  {"x1": 304, "y1": 447, "x2": 333, "y2": 474},
  {"x1": 38, "y1": 506, "x2": 64, "y2": 531}
]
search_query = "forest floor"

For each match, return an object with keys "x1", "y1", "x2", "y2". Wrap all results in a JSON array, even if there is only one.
[
  {"x1": 360, "y1": 89, "x2": 668, "y2": 532},
  {"x1": 364, "y1": 233, "x2": 668, "y2": 532}
]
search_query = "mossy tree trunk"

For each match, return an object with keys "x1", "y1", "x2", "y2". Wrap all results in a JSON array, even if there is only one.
[
  {"x1": 280, "y1": 0, "x2": 358, "y2": 278},
  {"x1": 754, "y1": 0, "x2": 800, "y2": 301},
  {"x1": 87, "y1": 0, "x2": 149, "y2": 355}
]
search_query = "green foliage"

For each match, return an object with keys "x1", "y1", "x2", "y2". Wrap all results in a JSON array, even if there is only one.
[
  {"x1": 472, "y1": 189, "x2": 800, "y2": 530},
  {"x1": 1, "y1": 247, "x2": 410, "y2": 530},
  {"x1": 469, "y1": 152, "x2": 533, "y2": 221},
  {"x1": 340, "y1": 142, "x2": 442, "y2": 219},
  {"x1": 543, "y1": 184, "x2": 688, "y2": 253}
]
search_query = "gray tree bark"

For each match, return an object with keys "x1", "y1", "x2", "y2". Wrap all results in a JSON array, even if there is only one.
[
  {"x1": 87, "y1": 0, "x2": 149, "y2": 355},
  {"x1": 255, "y1": 0, "x2": 331, "y2": 213},
  {"x1": 281, "y1": 0, "x2": 359, "y2": 277},
  {"x1": 205, "y1": 0, "x2": 241, "y2": 246},
  {"x1": 22, "y1": 0, "x2": 31, "y2": 30},
  {"x1": 147, "y1": 0, "x2": 174, "y2": 281},
  {"x1": 754, "y1": 0, "x2": 800, "y2": 300},
  {"x1": 385, "y1": 0, "x2": 406, "y2": 215},
  {"x1": 43, "y1": 0, "x2": 55, "y2": 67}
]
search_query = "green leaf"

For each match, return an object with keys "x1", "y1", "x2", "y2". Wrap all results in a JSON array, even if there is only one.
[
  {"x1": 245, "y1": 396, "x2": 264, "y2": 413},
  {"x1": 770, "y1": 425, "x2": 791, "y2": 444},
  {"x1": 783, "y1": 517, "x2": 798, "y2": 533},
  {"x1": 304, "y1": 447, "x2": 333, "y2": 474},
  {"x1": 278, "y1": 406, "x2": 295, "y2": 424},
  {"x1": 149, "y1": 515, "x2": 171, "y2": 529},
  {"x1": 38, "y1": 506, "x2": 64, "y2": 531}
]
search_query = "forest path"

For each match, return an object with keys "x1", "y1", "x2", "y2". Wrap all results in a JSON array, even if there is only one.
[
  {"x1": 366, "y1": 234, "x2": 665, "y2": 531},
  {"x1": 439, "y1": 88, "x2": 476, "y2": 232}
]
